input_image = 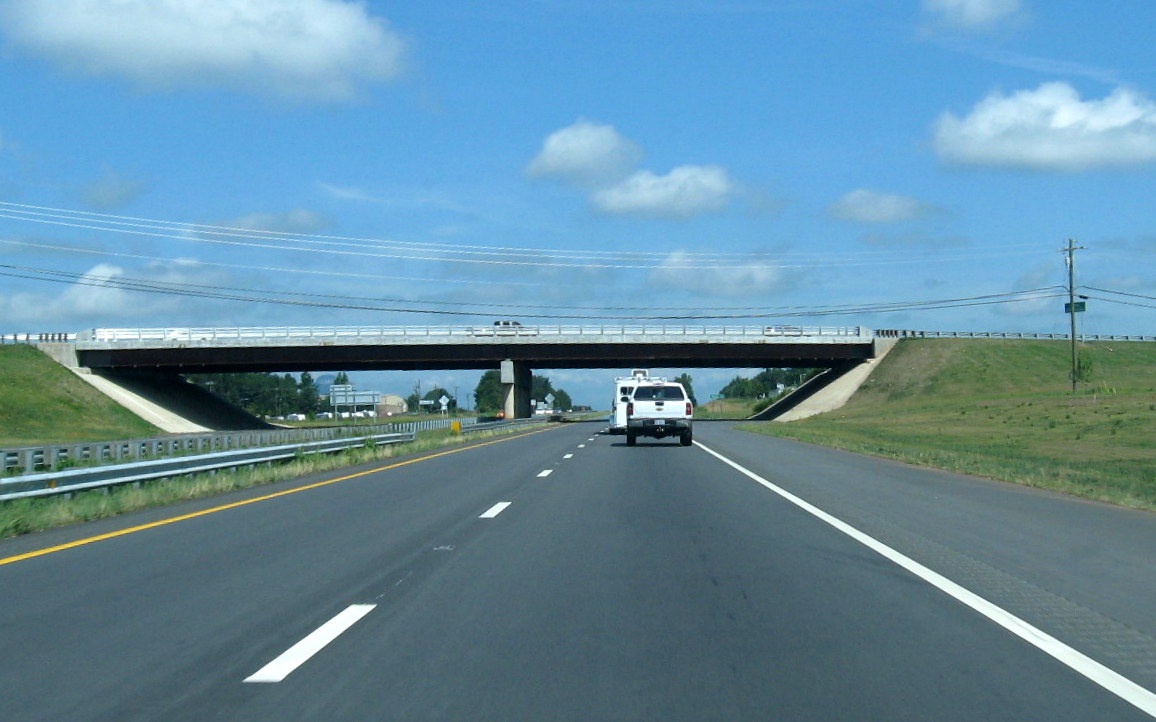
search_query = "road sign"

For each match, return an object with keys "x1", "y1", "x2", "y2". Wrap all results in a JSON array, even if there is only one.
[
  {"x1": 710, "y1": 394, "x2": 726, "y2": 400},
  {"x1": 1065, "y1": 301, "x2": 1086, "y2": 313},
  {"x1": 329, "y1": 387, "x2": 380, "y2": 406}
]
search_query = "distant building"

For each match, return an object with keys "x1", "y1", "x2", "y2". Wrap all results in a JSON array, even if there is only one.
[{"x1": 377, "y1": 394, "x2": 408, "y2": 416}]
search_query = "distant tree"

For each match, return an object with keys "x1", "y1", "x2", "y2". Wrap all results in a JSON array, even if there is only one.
[
  {"x1": 333, "y1": 371, "x2": 350, "y2": 385},
  {"x1": 719, "y1": 367, "x2": 820, "y2": 400},
  {"x1": 474, "y1": 369, "x2": 503, "y2": 413},
  {"x1": 188, "y1": 371, "x2": 361, "y2": 417},
  {"x1": 553, "y1": 389, "x2": 573, "y2": 411},
  {"x1": 422, "y1": 387, "x2": 456, "y2": 412},
  {"x1": 673, "y1": 373, "x2": 697, "y2": 406},
  {"x1": 298, "y1": 372, "x2": 321, "y2": 416},
  {"x1": 531, "y1": 375, "x2": 555, "y2": 402}
]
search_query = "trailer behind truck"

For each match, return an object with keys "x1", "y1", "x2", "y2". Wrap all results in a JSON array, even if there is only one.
[{"x1": 608, "y1": 369, "x2": 654, "y2": 435}]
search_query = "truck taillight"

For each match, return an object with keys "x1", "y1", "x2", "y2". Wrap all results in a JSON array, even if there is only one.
[
  {"x1": 686, "y1": 402, "x2": 693, "y2": 416},
  {"x1": 627, "y1": 402, "x2": 633, "y2": 416}
]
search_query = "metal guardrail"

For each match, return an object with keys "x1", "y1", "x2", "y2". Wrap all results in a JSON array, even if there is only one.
[
  {"x1": 2, "y1": 332, "x2": 76, "y2": 344},
  {"x1": 0, "y1": 431, "x2": 416, "y2": 502},
  {"x1": 876, "y1": 330, "x2": 1156, "y2": 342},
  {"x1": 0, "y1": 417, "x2": 483, "y2": 476},
  {"x1": 0, "y1": 416, "x2": 545, "y2": 501}
]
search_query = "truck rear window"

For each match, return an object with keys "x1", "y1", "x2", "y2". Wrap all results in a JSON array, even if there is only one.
[{"x1": 633, "y1": 386, "x2": 685, "y2": 400}]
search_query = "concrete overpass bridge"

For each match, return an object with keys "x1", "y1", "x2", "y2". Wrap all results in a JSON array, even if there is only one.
[{"x1": 72, "y1": 324, "x2": 879, "y2": 419}]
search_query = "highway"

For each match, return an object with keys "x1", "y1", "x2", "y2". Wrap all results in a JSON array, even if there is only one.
[{"x1": 2, "y1": 421, "x2": 1155, "y2": 721}]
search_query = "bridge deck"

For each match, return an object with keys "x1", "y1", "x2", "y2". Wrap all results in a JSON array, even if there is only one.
[{"x1": 75, "y1": 324, "x2": 878, "y2": 373}]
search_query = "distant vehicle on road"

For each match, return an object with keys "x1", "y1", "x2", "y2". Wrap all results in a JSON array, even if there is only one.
[
  {"x1": 763, "y1": 325, "x2": 804, "y2": 336},
  {"x1": 472, "y1": 320, "x2": 536, "y2": 337},
  {"x1": 625, "y1": 378, "x2": 693, "y2": 446},
  {"x1": 609, "y1": 369, "x2": 653, "y2": 435}
]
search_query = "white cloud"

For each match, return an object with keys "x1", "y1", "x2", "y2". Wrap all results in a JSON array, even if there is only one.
[
  {"x1": 526, "y1": 120, "x2": 643, "y2": 187},
  {"x1": 933, "y1": 82, "x2": 1156, "y2": 171},
  {"x1": 593, "y1": 166, "x2": 736, "y2": 219},
  {"x1": 81, "y1": 167, "x2": 149, "y2": 209},
  {"x1": 650, "y1": 250, "x2": 786, "y2": 297},
  {"x1": 923, "y1": 0, "x2": 1023, "y2": 30},
  {"x1": 829, "y1": 189, "x2": 933, "y2": 224},
  {"x1": 0, "y1": 260, "x2": 230, "y2": 325},
  {"x1": 221, "y1": 209, "x2": 329, "y2": 234},
  {"x1": 0, "y1": 0, "x2": 406, "y2": 102},
  {"x1": 528, "y1": 120, "x2": 737, "y2": 220}
]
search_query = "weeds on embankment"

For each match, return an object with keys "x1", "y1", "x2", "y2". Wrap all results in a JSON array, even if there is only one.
[
  {"x1": 0, "y1": 425, "x2": 546, "y2": 539},
  {"x1": 741, "y1": 339, "x2": 1156, "y2": 511}
]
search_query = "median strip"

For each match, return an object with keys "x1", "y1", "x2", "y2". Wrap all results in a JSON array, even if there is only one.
[{"x1": 0, "y1": 428, "x2": 554, "y2": 567}]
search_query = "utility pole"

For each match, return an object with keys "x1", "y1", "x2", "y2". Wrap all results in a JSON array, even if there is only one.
[{"x1": 1064, "y1": 238, "x2": 1085, "y2": 393}]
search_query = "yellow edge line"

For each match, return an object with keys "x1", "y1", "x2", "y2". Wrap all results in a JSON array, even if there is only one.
[{"x1": 0, "y1": 427, "x2": 555, "y2": 567}]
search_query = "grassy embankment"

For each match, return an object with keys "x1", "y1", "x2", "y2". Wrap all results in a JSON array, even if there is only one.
[
  {"x1": 0, "y1": 344, "x2": 161, "y2": 446},
  {"x1": 741, "y1": 338, "x2": 1156, "y2": 510},
  {"x1": 0, "y1": 344, "x2": 547, "y2": 538},
  {"x1": 695, "y1": 398, "x2": 768, "y2": 420}
]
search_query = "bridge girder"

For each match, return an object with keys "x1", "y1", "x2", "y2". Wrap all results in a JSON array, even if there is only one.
[{"x1": 76, "y1": 340, "x2": 876, "y2": 374}]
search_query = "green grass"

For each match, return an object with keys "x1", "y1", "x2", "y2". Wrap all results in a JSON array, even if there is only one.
[
  {"x1": 0, "y1": 345, "x2": 161, "y2": 446},
  {"x1": 0, "y1": 423, "x2": 550, "y2": 539},
  {"x1": 695, "y1": 398, "x2": 765, "y2": 419},
  {"x1": 741, "y1": 339, "x2": 1156, "y2": 510}
]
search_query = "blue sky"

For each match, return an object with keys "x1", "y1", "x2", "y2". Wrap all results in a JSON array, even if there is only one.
[{"x1": 1, "y1": 0, "x2": 1154, "y2": 406}]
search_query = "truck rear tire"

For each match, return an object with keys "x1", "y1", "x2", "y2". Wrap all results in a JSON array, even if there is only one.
[
  {"x1": 626, "y1": 432, "x2": 637, "y2": 446},
  {"x1": 680, "y1": 430, "x2": 693, "y2": 446}
]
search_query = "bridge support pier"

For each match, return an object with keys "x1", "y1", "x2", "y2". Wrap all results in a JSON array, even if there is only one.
[{"x1": 500, "y1": 359, "x2": 532, "y2": 419}]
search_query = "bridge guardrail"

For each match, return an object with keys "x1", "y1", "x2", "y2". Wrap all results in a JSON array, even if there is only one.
[
  {"x1": 75, "y1": 324, "x2": 872, "y2": 344},
  {"x1": 9, "y1": 328, "x2": 1155, "y2": 345}
]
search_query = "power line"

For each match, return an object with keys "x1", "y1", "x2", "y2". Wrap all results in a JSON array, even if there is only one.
[
  {"x1": 1083, "y1": 286, "x2": 1156, "y2": 303},
  {"x1": 0, "y1": 262, "x2": 1067, "y2": 321},
  {"x1": 0, "y1": 200, "x2": 1048, "y2": 271},
  {"x1": 1082, "y1": 295, "x2": 1156, "y2": 310}
]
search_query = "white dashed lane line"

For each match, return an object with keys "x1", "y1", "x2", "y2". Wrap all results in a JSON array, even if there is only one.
[
  {"x1": 244, "y1": 604, "x2": 377, "y2": 684},
  {"x1": 479, "y1": 501, "x2": 512, "y2": 518},
  {"x1": 246, "y1": 435, "x2": 603, "y2": 686}
]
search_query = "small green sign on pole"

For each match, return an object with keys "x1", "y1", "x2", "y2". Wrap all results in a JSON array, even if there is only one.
[{"x1": 1064, "y1": 301, "x2": 1086, "y2": 313}]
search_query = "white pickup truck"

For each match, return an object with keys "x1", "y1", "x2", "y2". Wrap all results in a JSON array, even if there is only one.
[{"x1": 625, "y1": 379, "x2": 693, "y2": 446}]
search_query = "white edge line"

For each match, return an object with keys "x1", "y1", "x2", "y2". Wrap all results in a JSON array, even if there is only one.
[
  {"x1": 479, "y1": 501, "x2": 512, "y2": 518},
  {"x1": 695, "y1": 441, "x2": 1156, "y2": 718},
  {"x1": 244, "y1": 604, "x2": 376, "y2": 684}
]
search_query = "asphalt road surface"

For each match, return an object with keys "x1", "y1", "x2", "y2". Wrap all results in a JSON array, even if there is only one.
[{"x1": 2, "y1": 421, "x2": 1155, "y2": 721}]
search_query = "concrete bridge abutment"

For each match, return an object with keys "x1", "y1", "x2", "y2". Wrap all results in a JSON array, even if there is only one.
[{"x1": 500, "y1": 359, "x2": 533, "y2": 419}]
